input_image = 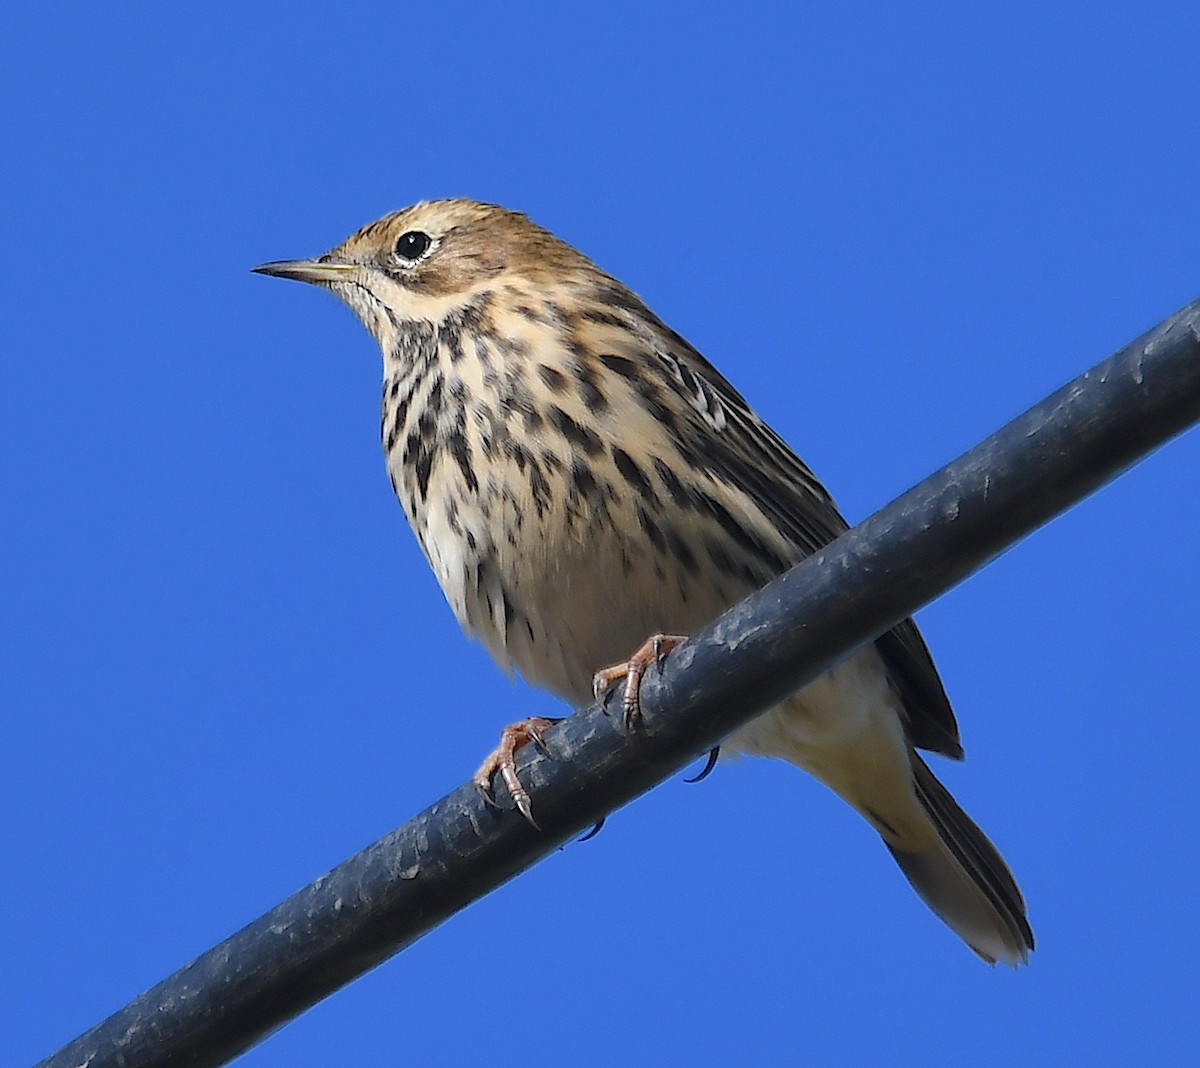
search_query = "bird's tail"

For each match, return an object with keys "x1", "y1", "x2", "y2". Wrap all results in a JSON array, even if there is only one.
[{"x1": 886, "y1": 753, "x2": 1034, "y2": 966}]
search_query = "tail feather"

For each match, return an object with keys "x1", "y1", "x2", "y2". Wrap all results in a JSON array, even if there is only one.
[{"x1": 887, "y1": 754, "x2": 1034, "y2": 966}]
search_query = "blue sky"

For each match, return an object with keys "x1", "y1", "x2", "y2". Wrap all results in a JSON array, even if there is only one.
[{"x1": 5, "y1": 4, "x2": 1200, "y2": 1065}]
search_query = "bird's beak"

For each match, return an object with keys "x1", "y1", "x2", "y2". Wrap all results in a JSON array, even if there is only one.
[{"x1": 251, "y1": 258, "x2": 357, "y2": 285}]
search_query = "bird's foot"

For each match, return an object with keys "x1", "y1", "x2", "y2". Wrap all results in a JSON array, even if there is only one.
[
  {"x1": 474, "y1": 716, "x2": 562, "y2": 829},
  {"x1": 592, "y1": 633, "x2": 687, "y2": 730}
]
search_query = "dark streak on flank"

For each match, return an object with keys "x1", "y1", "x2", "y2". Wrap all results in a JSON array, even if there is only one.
[
  {"x1": 473, "y1": 336, "x2": 494, "y2": 371},
  {"x1": 538, "y1": 364, "x2": 569, "y2": 393},
  {"x1": 414, "y1": 449, "x2": 433, "y2": 501},
  {"x1": 507, "y1": 442, "x2": 529, "y2": 472},
  {"x1": 636, "y1": 505, "x2": 668, "y2": 554},
  {"x1": 490, "y1": 334, "x2": 529, "y2": 359},
  {"x1": 528, "y1": 462, "x2": 551, "y2": 518},
  {"x1": 572, "y1": 357, "x2": 609, "y2": 413},
  {"x1": 597, "y1": 352, "x2": 640, "y2": 380},
  {"x1": 568, "y1": 460, "x2": 600, "y2": 503},
  {"x1": 416, "y1": 406, "x2": 437, "y2": 449},
  {"x1": 664, "y1": 526, "x2": 699, "y2": 575},
  {"x1": 633, "y1": 377, "x2": 674, "y2": 428},
  {"x1": 383, "y1": 394, "x2": 409, "y2": 453},
  {"x1": 652, "y1": 457, "x2": 695, "y2": 511},
  {"x1": 498, "y1": 371, "x2": 536, "y2": 422},
  {"x1": 580, "y1": 306, "x2": 628, "y2": 329},
  {"x1": 425, "y1": 373, "x2": 444, "y2": 419},
  {"x1": 446, "y1": 426, "x2": 477, "y2": 493},
  {"x1": 703, "y1": 534, "x2": 769, "y2": 586},
  {"x1": 695, "y1": 490, "x2": 788, "y2": 573},
  {"x1": 549, "y1": 406, "x2": 603, "y2": 455},
  {"x1": 611, "y1": 447, "x2": 654, "y2": 502}
]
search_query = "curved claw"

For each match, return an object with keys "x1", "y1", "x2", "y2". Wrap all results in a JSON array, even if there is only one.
[
  {"x1": 592, "y1": 672, "x2": 612, "y2": 708},
  {"x1": 526, "y1": 716, "x2": 564, "y2": 757},
  {"x1": 592, "y1": 634, "x2": 688, "y2": 731},
  {"x1": 473, "y1": 716, "x2": 560, "y2": 830},
  {"x1": 475, "y1": 780, "x2": 501, "y2": 809},
  {"x1": 515, "y1": 794, "x2": 541, "y2": 831},
  {"x1": 683, "y1": 746, "x2": 721, "y2": 784},
  {"x1": 578, "y1": 816, "x2": 606, "y2": 842}
]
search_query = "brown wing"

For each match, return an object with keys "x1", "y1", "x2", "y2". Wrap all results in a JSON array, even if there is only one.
[{"x1": 635, "y1": 303, "x2": 963, "y2": 759}]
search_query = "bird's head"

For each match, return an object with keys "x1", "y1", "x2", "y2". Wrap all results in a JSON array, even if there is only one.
[{"x1": 254, "y1": 199, "x2": 597, "y2": 350}]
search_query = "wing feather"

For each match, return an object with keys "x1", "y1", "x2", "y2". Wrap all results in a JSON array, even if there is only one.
[{"x1": 629, "y1": 303, "x2": 963, "y2": 759}]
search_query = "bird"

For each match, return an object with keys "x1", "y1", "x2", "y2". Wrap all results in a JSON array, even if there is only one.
[{"x1": 253, "y1": 199, "x2": 1034, "y2": 966}]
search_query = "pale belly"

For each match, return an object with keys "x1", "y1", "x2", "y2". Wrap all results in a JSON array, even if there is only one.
[{"x1": 405, "y1": 451, "x2": 905, "y2": 790}]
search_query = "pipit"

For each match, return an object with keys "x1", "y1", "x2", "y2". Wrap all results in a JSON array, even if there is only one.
[{"x1": 254, "y1": 200, "x2": 1033, "y2": 965}]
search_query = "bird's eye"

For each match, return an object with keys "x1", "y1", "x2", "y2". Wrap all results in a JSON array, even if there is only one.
[{"x1": 394, "y1": 231, "x2": 432, "y2": 263}]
